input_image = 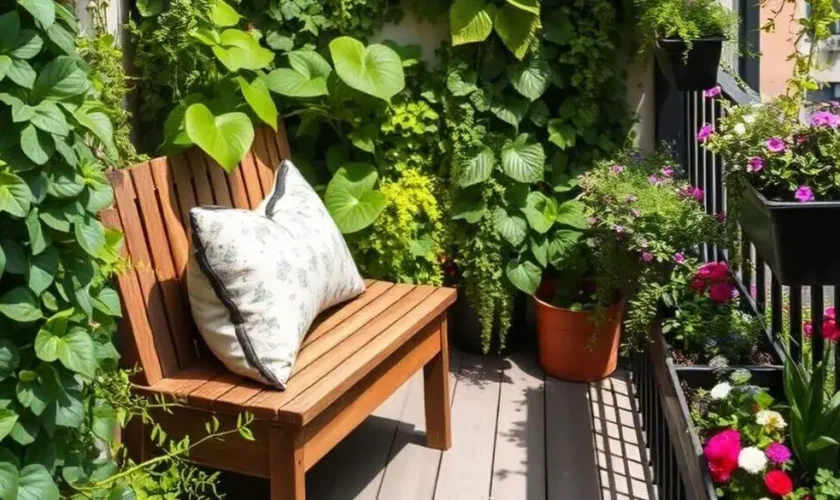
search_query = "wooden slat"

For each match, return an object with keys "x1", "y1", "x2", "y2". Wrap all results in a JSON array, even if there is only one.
[
  {"x1": 204, "y1": 157, "x2": 233, "y2": 207},
  {"x1": 433, "y1": 354, "x2": 503, "y2": 500},
  {"x1": 239, "y1": 150, "x2": 265, "y2": 208},
  {"x1": 262, "y1": 127, "x2": 282, "y2": 173},
  {"x1": 303, "y1": 281, "x2": 393, "y2": 347},
  {"x1": 168, "y1": 153, "x2": 198, "y2": 229},
  {"x1": 251, "y1": 128, "x2": 276, "y2": 194},
  {"x1": 490, "y1": 352, "x2": 546, "y2": 500},
  {"x1": 187, "y1": 371, "x2": 250, "y2": 408},
  {"x1": 150, "y1": 362, "x2": 221, "y2": 396},
  {"x1": 213, "y1": 380, "x2": 268, "y2": 414},
  {"x1": 108, "y1": 169, "x2": 180, "y2": 378},
  {"x1": 300, "y1": 325, "x2": 441, "y2": 470},
  {"x1": 130, "y1": 165, "x2": 196, "y2": 369},
  {"x1": 148, "y1": 158, "x2": 190, "y2": 279},
  {"x1": 187, "y1": 148, "x2": 215, "y2": 206},
  {"x1": 226, "y1": 163, "x2": 251, "y2": 210},
  {"x1": 278, "y1": 288, "x2": 456, "y2": 425},
  {"x1": 293, "y1": 284, "x2": 412, "y2": 373},
  {"x1": 100, "y1": 208, "x2": 164, "y2": 385},
  {"x1": 275, "y1": 121, "x2": 292, "y2": 160}
]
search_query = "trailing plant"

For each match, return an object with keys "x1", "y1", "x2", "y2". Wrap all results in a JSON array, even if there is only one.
[
  {"x1": 580, "y1": 149, "x2": 727, "y2": 343},
  {"x1": 443, "y1": 0, "x2": 634, "y2": 352},
  {"x1": 129, "y1": 0, "x2": 281, "y2": 170},
  {"x1": 634, "y1": 0, "x2": 738, "y2": 56},
  {"x1": 77, "y1": 0, "x2": 145, "y2": 168}
]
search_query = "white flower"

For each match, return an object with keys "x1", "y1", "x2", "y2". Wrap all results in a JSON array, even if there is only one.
[
  {"x1": 738, "y1": 447, "x2": 768, "y2": 474},
  {"x1": 733, "y1": 123, "x2": 746, "y2": 135},
  {"x1": 743, "y1": 114, "x2": 756, "y2": 124},
  {"x1": 756, "y1": 410, "x2": 787, "y2": 430},
  {"x1": 758, "y1": 498, "x2": 771, "y2": 500},
  {"x1": 710, "y1": 382, "x2": 732, "y2": 400}
]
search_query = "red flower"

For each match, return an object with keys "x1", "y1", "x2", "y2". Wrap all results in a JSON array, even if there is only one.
[
  {"x1": 764, "y1": 470, "x2": 793, "y2": 496},
  {"x1": 696, "y1": 262, "x2": 729, "y2": 281},
  {"x1": 709, "y1": 283, "x2": 735, "y2": 303},
  {"x1": 691, "y1": 278, "x2": 706, "y2": 292},
  {"x1": 704, "y1": 429, "x2": 740, "y2": 483}
]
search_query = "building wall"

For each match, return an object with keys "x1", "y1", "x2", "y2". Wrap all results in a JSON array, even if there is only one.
[{"x1": 760, "y1": 0, "x2": 798, "y2": 97}]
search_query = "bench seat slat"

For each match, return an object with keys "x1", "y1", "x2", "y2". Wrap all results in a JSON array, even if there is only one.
[
  {"x1": 204, "y1": 156, "x2": 234, "y2": 207},
  {"x1": 251, "y1": 130, "x2": 276, "y2": 195},
  {"x1": 239, "y1": 150, "x2": 265, "y2": 209},
  {"x1": 304, "y1": 280, "x2": 390, "y2": 345},
  {"x1": 187, "y1": 149, "x2": 216, "y2": 207}
]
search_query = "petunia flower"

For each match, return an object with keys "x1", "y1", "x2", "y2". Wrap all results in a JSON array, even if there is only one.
[
  {"x1": 691, "y1": 278, "x2": 706, "y2": 292},
  {"x1": 697, "y1": 123, "x2": 714, "y2": 142},
  {"x1": 795, "y1": 185, "x2": 814, "y2": 202},
  {"x1": 641, "y1": 252, "x2": 653, "y2": 262},
  {"x1": 809, "y1": 110, "x2": 840, "y2": 128},
  {"x1": 710, "y1": 283, "x2": 735, "y2": 303},
  {"x1": 673, "y1": 253, "x2": 685, "y2": 264},
  {"x1": 661, "y1": 166, "x2": 674, "y2": 177},
  {"x1": 648, "y1": 174, "x2": 661, "y2": 185},
  {"x1": 704, "y1": 85, "x2": 722, "y2": 98},
  {"x1": 691, "y1": 187, "x2": 704, "y2": 202},
  {"x1": 716, "y1": 212, "x2": 726, "y2": 223},
  {"x1": 610, "y1": 164, "x2": 624, "y2": 174},
  {"x1": 747, "y1": 156, "x2": 764, "y2": 173},
  {"x1": 631, "y1": 209, "x2": 642, "y2": 218},
  {"x1": 765, "y1": 137, "x2": 786, "y2": 153}
]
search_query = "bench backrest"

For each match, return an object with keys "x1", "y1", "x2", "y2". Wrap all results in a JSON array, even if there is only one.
[{"x1": 101, "y1": 125, "x2": 291, "y2": 386}]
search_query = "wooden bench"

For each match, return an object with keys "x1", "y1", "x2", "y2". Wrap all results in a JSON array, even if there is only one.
[{"x1": 101, "y1": 124, "x2": 456, "y2": 499}]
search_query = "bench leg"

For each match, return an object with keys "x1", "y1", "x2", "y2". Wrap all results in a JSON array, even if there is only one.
[
  {"x1": 423, "y1": 316, "x2": 452, "y2": 451},
  {"x1": 269, "y1": 426, "x2": 305, "y2": 500}
]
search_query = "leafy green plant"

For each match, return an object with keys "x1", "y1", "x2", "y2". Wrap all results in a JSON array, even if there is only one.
[
  {"x1": 634, "y1": 0, "x2": 738, "y2": 56},
  {"x1": 449, "y1": 0, "x2": 542, "y2": 59}
]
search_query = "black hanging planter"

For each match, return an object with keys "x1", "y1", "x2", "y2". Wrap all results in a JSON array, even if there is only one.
[
  {"x1": 449, "y1": 291, "x2": 531, "y2": 355},
  {"x1": 655, "y1": 36, "x2": 725, "y2": 91},
  {"x1": 740, "y1": 183, "x2": 840, "y2": 286}
]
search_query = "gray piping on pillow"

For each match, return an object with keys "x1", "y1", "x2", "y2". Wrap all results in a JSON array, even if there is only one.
[
  {"x1": 189, "y1": 208, "x2": 284, "y2": 389},
  {"x1": 263, "y1": 160, "x2": 290, "y2": 217}
]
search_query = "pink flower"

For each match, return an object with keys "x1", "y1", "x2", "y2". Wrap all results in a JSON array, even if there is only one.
[
  {"x1": 691, "y1": 278, "x2": 706, "y2": 292},
  {"x1": 615, "y1": 226, "x2": 626, "y2": 238},
  {"x1": 716, "y1": 212, "x2": 726, "y2": 223},
  {"x1": 673, "y1": 253, "x2": 686, "y2": 264},
  {"x1": 710, "y1": 283, "x2": 735, "y2": 303},
  {"x1": 824, "y1": 318, "x2": 839, "y2": 341},
  {"x1": 826, "y1": 307, "x2": 836, "y2": 321},
  {"x1": 631, "y1": 209, "x2": 642, "y2": 218},
  {"x1": 641, "y1": 252, "x2": 654, "y2": 262},
  {"x1": 661, "y1": 166, "x2": 674, "y2": 177},
  {"x1": 765, "y1": 137, "x2": 786, "y2": 153},
  {"x1": 795, "y1": 185, "x2": 814, "y2": 202},
  {"x1": 697, "y1": 124, "x2": 714, "y2": 142},
  {"x1": 804, "y1": 321, "x2": 813, "y2": 338},
  {"x1": 809, "y1": 110, "x2": 840, "y2": 128},
  {"x1": 704, "y1": 85, "x2": 722, "y2": 98},
  {"x1": 691, "y1": 187, "x2": 704, "y2": 202},
  {"x1": 704, "y1": 429, "x2": 741, "y2": 484},
  {"x1": 765, "y1": 443, "x2": 792, "y2": 465},
  {"x1": 697, "y1": 262, "x2": 729, "y2": 281},
  {"x1": 648, "y1": 174, "x2": 661, "y2": 185},
  {"x1": 747, "y1": 156, "x2": 764, "y2": 173},
  {"x1": 610, "y1": 164, "x2": 624, "y2": 174}
]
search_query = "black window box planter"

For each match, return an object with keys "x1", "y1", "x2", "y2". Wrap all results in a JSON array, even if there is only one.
[
  {"x1": 741, "y1": 183, "x2": 840, "y2": 286},
  {"x1": 655, "y1": 36, "x2": 725, "y2": 91},
  {"x1": 632, "y1": 322, "x2": 783, "y2": 499}
]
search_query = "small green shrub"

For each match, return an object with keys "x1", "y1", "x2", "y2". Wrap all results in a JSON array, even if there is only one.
[{"x1": 634, "y1": 0, "x2": 738, "y2": 56}]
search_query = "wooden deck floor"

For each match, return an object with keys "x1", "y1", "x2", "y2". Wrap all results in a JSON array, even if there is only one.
[{"x1": 222, "y1": 349, "x2": 656, "y2": 499}]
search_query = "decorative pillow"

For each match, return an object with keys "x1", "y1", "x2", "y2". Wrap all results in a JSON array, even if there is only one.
[{"x1": 187, "y1": 160, "x2": 365, "y2": 388}]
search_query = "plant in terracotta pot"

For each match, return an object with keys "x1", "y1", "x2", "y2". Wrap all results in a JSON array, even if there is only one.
[{"x1": 634, "y1": 0, "x2": 738, "y2": 90}]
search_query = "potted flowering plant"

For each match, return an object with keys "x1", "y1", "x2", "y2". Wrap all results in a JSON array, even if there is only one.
[{"x1": 635, "y1": 0, "x2": 738, "y2": 90}]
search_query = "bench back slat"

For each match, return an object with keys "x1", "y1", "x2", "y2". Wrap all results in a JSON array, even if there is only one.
[{"x1": 104, "y1": 124, "x2": 291, "y2": 385}]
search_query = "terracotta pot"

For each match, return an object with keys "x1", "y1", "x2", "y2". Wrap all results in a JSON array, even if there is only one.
[{"x1": 533, "y1": 281, "x2": 624, "y2": 382}]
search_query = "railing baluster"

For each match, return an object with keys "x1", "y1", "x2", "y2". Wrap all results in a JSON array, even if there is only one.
[
  {"x1": 741, "y1": 233, "x2": 752, "y2": 297},
  {"x1": 812, "y1": 287, "x2": 825, "y2": 366},
  {"x1": 771, "y1": 276, "x2": 783, "y2": 346},
  {"x1": 755, "y1": 258, "x2": 766, "y2": 312},
  {"x1": 791, "y1": 286, "x2": 803, "y2": 363}
]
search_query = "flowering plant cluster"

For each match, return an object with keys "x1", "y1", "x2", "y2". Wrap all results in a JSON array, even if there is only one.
[
  {"x1": 703, "y1": 96, "x2": 840, "y2": 203},
  {"x1": 802, "y1": 307, "x2": 839, "y2": 342},
  {"x1": 692, "y1": 370, "x2": 797, "y2": 498},
  {"x1": 660, "y1": 261, "x2": 766, "y2": 365},
  {"x1": 580, "y1": 148, "x2": 728, "y2": 342}
]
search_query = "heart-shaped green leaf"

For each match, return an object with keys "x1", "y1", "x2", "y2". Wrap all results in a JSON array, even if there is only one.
[
  {"x1": 185, "y1": 103, "x2": 254, "y2": 172},
  {"x1": 548, "y1": 229, "x2": 583, "y2": 267},
  {"x1": 20, "y1": 124, "x2": 54, "y2": 165},
  {"x1": 35, "y1": 327, "x2": 96, "y2": 379},
  {"x1": 213, "y1": 29, "x2": 274, "y2": 71},
  {"x1": 32, "y1": 56, "x2": 89, "y2": 101},
  {"x1": 509, "y1": 57, "x2": 551, "y2": 101},
  {"x1": 501, "y1": 134, "x2": 545, "y2": 182},
  {"x1": 0, "y1": 171, "x2": 32, "y2": 218},
  {"x1": 210, "y1": 0, "x2": 240, "y2": 27},
  {"x1": 17, "y1": 0, "x2": 54, "y2": 29},
  {"x1": 490, "y1": 95, "x2": 529, "y2": 128},
  {"x1": 18, "y1": 464, "x2": 59, "y2": 500},
  {"x1": 329, "y1": 37, "x2": 405, "y2": 101},
  {"x1": 521, "y1": 191, "x2": 557, "y2": 234},
  {"x1": 457, "y1": 145, "x2": 495, "y2": 187},
  {"x1": 266, "y1": 50, "x2": 332, "y2": 98},
  {"x1": 0, "y1": 287, "x2": 42, "y2": 322},
  {"x1": 451, "y1": 186, "x2": 486, "y2": 224},
  {"x1": 493, "y1": 208, "x2": 527, "y2": 247},
  {"x1": 324, "y1": 163, "x2": 387, "y2": 234},
  {"x1": 75, "y1": 215, "x2": 106, "y2": 257},
  {"x1": 554, "y1": 200, "x2": 588, "y2": 229},
  {"x1": 236, "y1": 76, "x2": 277, "y2": 130},
  {"x1": 506, "y1": 257, "x2": 542, "y2": 294},
  {"x1": 27, "y1": 244, "x2": 58, "y2": 296},
  {"x1": 0, "y1": 461, "x2": 17, "y2": 499},
  {"x1": 493, "y1": 3, "x2": 540, "y2": 60},
  {"x1": 450, "y1": 0, "x2": 495, "y2": 46},
  {"x1": 0, "y1": 409, "x2": 19, "y2": 441}
]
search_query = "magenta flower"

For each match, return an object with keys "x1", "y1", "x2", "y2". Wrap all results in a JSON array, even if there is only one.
[
  {"x1": 610, "y1": 164, "x2": 625, "y2": 174},
  {"x1": 641, "y1": 252, "x2": 654, "y2": 262},
  {"x1": 747, "y1": 156, "x2": 764, "y2": 173},
  {"x1": 631, "y1": 209, "x2": 642, "y2": 218},
  {"x1": 673, "y1": 252, "x2": 686, "y2": 264},
  {"x1": 716, "y1": 212, "x2": 726, "y2": 223},
  {"x1": 809, "y1": 110, "x2": 840, "y2": 128},
  {"x1": 625, "y1": 194, "x2": 638, "y2": 203},
  {"x1": 648, "y1": 174, "x2": 661, "y2": 185},
  {"x1": 710, "y1": 283, "x2": 736, "y2": 303},
  {"x1": 765, "y1": 443, "x2": 792, "y2": 465},
  {"x1": 795, "y1": 185, "x2": 814, "y2": 202},
  {"x1": 615, "y1": 225, "x2": 626, "y2": 238},
  {"x1": 704, "y1": 85, "x2": 722, "y2": 98},
  {"x1": 697, "y1": 124, "x2": 714, "y2": 142},
  {"x1": 661, "y1": 166, "x2": 674, "y2": 177},
  {"x1": 804, "y1": 321, "x2": 814, "y2": 338},
  {"x1": 765, "y1": 137, "x2": 786, "y2": 153},
  {"x1": 691, "y1": 187, "x2": 704, "y2": 202}
]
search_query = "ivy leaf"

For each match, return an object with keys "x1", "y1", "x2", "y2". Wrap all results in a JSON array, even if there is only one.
[
  {"x1": 185, "y1": 103, "x2": 254, "y2": 172},
  {"x1": 10, "y1": 416, "x2": 38, "y2": 445},
  {"x1": 457, "y1": 145, "x2": 495, "y2": 187},
  {"x1": 32, "y1": 56, "x2": 89, "y2": 101},
  {"x1": 212, "y1": 29, "x2": 274, "y2": 71},
  {"x1": 0, "y1": 171, "x2": 33, "y2": 217},
  {"x1": 11, "y1": 30, "x2": 43, "y2": 60},
  {"x1": 31, "y1": 101, "x2": 70, "y2": 137},
  {"x1": 210, "y1": 0, "x2": 241, "y2": 27},
  {"x1": 74, "y1": 215, "x2": 106, "y2": 257},
  {"x1": 45, "y1": 23, "x2": 74, "y2": 56},
  {"x1": 7, "y1": 59, "x2": 35, "y2": 88},
  {"x1": 549, "y1": 229, "x2": 583, "y2": 267},
  {"x1": 47, "y1": 165, "x2": 84, "y2": 198},
  {"x1": 521, "y1": 192, "x2": 557, "y2": 234},
  {"x1": 74, "y1": 107, "x2": 116, "y2": 154},
  {"x1": 236, "y1": 76, "x2": 278, "y2": 130},
  {"x1": 27, "y1": 245, "x2": 58, "y2": 296},
  {"x1": 329, "y1": 37, "x2": 404, "y2": 101},
  {"x1": 0, "y1": 240, "x2": 25, "y2": 275},
  {"x1": 25, "y1": 209, "x2": 47, "y2": 255},
  {"x1": 0, "y1": 288, "x2": 41, "y2": 322},
  {"x1": 450, "y1": 0, "x2": 495, "y2": 46},
  {"x1": 506, "y1": 257, "x2": 542, "y2": 294},
  {"x1": 0, "y1": 339, "x2": 20, "y2": 381},
  {"x1": 493, "y1": 3, "x2": 540, "y2": 60},
  {"x1": 17, "y1": 0, "x2": 54, "y2": 29},
  {"x1": 35, "y1": 327, "x2": 96, "y2": 379},
  {"x1": 0, "y1": 410, "x2": 18, "y2": 442},
  {"x1": 20, "y1": 123, "x2": 54, "y2": 165},
  {"x1": 18, "y1": 464, "x2": 59, "y2": 500},
  {"x1": 530, "y1": 233, "x2": 548, "y2": 267},
  {"x1": 82, "y1": 184, "x2": 114, "y2": 213},
  {"x1": 324, "y1": 163, "x2": 387, "y2": 234},
  {"x1": 490, "y1": 95, "x2": 529, "y2": 128},
  {"x1": 509, "y1": 58, "x2": 551, "y2": 101},
  {"x1": 501, "y1": 134, "x2": 545, "y2": 183},
  {"x1": 92, "y1": 402, "x2": 117, "y2": 444},
  {"x1": 554, "y1": 200, "x2": 588, "y2": 229},
  {"x1": 348, "y1": 123, "x2": 377, "y2": 153},
  {"x1": 92, "y1": 288, "x2": 121, "y2": 317},
  {"x1": 492, "y1": 208, "x2": 527, "y2": 246},
  {"x1": 451, "y1": 186, "x2": 486, "y2": 224},
  {"x1": 548, "y1": 119, "x2": 577, "y2": 150}
]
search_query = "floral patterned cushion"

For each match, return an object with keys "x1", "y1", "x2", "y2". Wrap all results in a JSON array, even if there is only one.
[{"x1": 186, "y1": 160, "x2": 365, "y2": 388}]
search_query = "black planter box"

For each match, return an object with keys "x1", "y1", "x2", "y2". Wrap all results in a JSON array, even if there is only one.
[
  {"x1": 449, "y1": 292, "x2": 531, "y2": 355},
  {"x1": 741, "y1": 183, "x2": 840, "y2": 286},
  {"x1": 633, "y1": 323, "x2": 783, "y2": 500},
  {"x1": 655, "y1": 36, "x2": 724, "y2": 91}
]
